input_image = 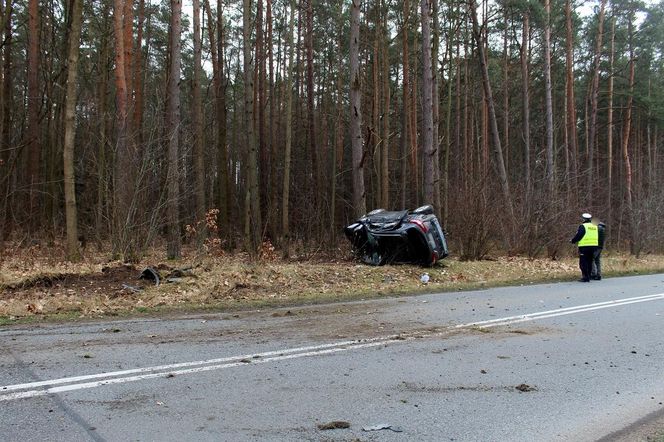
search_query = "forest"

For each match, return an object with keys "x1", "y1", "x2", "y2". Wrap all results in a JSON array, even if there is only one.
[{"x1": 1, "y1": 0, "x2": 664, "y2": 263}]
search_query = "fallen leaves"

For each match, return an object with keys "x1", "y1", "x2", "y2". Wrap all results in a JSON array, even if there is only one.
[
  {"x1": 3, "y1": 249, "x2": 664, "y2": 319},
  {"x1": 25, "y1": 302, "x2": 43, "y2": 314}
]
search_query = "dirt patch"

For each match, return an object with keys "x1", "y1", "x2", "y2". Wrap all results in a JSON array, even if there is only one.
[{"x1": 3, "y1": 265, "x2": 152, "y2": 298}]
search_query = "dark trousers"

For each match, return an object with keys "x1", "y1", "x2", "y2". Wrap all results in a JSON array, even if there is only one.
[
  {"x1": 578, "y1": 246, "x2": 597, "y2": 281},
  {"x1": 591, "y1": 248, "x2": 603, "y2": 279}
]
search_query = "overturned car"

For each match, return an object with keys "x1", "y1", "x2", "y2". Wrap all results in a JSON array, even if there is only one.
[{"x1": 344, "y1": 205, "x2": 449, "y2": 267}]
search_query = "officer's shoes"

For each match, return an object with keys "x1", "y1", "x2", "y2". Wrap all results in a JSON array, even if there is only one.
[
  {"x1": 591, "y1": 276, "x2": 602, "y2": 280},
  {"x1": 578, "y1": 278, "x2": 590, "y2": 282}
]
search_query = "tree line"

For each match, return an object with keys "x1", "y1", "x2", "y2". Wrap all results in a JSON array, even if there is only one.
[{"x1": 1, "y1": 0, "x2": 664, "y2": 262}]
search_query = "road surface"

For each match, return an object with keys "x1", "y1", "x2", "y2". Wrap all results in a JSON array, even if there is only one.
[{"x1": 1, "y1": 273, "x2": 664, "y2": 441}]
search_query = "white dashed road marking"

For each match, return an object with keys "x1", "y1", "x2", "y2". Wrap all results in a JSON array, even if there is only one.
[{"x1": 2, "y1": 292, "x2": 663, "y2": 402}]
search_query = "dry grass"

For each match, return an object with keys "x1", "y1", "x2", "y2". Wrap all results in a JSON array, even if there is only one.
[{"x1": 2, "y1": 240, "x2": 664, "y2": 323}]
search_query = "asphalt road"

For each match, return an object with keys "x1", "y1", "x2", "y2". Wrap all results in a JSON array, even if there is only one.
[{"x1": 1, "y1": 273, "x2": 664, "y2": 441}]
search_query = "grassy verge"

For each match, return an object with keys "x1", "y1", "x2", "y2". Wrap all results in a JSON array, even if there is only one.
[{"x1": 2, "y1": 248, "x2": 664, "y2": 325}]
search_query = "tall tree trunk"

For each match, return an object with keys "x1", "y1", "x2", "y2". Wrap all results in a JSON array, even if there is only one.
[
  {"x1": 431, "y1": 0, "x2": 440, "y2": 214},
  {"x1": 401, "y1": 0, "x2": 411, "y2": 208},
  {"x1": 0, "y1": 0, "x2": 4, "y2": 194},
  {"x1": 481, "y1": 30, "x2": 488, "y2": 179},
  {"x1": 481, "y1": 0, "x2": 489, "y2": 178},
  {"x1": 372, "y1": 11, "x2": 380, "y2": 209},
  {"x1": 218, "y1": 0, "x2": 229, "y2": 241},
  {"x1": 456, "y1": 42, "x2": 463, "y2": 190},
  {"x1": 520, "y1": 11, "x2": 531, "y2": 203},
  {"x1": 543, "y1": 0, "x2": 555, "y2": 194},
  {"x1": 132, "y1": 0, "x2": 145, "y2": 145},
  {"x1": 622, "y1": 12, "x2": 635, "y2": 254},
  {"x1": 502, "y1": 10, "x2": 509, "y2": 175},
  {"x1": 192, "y1": 0, "x2": 205, "y2": 220},
  {"x1": 607, "y1": 16, "x2": 615, "y2": 218},
  {"x1": 469, "y1": 0, "x2": 515, "y2": 233},
  {"x1": 444, "y1": 8, "x2": 458, "y2": 226},
  {"x1": 113, "y1": 0, "x2": 134, "y2": 259},
  {"x1": 409, "y1": 46, "x2": 419, "y2": 206},
  {"x1": 462, "y1": 54, "x2": 469, "y2": 190},
  {"x1": 0, "y1": 0, "x2": 12, "y2": 244},
  {"x1": 95, "y1": 6, "x2": 112, "y2": 248},
  {"x1": 123, "y1": 0, "x2": 134, "y2": 134},
  {"x1": 204, "y1": 0, "x2": 229, "y2": 239},
  {"x1": 653, "y1": 127, "x2": 659, "y2": 186},
  {"x1": 63, "y1": 0, "x2": 83, "y2": 261},
  {"x1": 0, "y1": 1, "x2": 5, "y2": 160},
  {"x1": 256, "y1": 0, "x2": 266, "y2": 225},
  {"x1": 305, "y1": 0, "x2": 318, "y2": 216},
  {"x1": 282, "y1": 0, "x2": 295, "y2": 243},
  {"x1": 587, "y1": 0, "x2": 607, "y2": 204},
  {"x1": 565, "y1": 0, "x2": 578, "y2": 197},
  {"x1": 380, "y1": 0, "x2": 390, "y2": 209},
  {"x1": 332, "y1": 11, "x2": 344, "y2": 235},
  {"x1": 26, "y1": 0, "x2": 40, "y2": 229},
  {"x1": 266, "y1": 0, "x2": 277, "y2": 238},
  {"x1": 330, "y1": 0, "x2": 345, "y2": 234},
  {"x1": 166, "y1": 0, "x2": 183, "y2": 259},
  {"x1": 243, "y1": 0, "x2": 262, "y2": 253},
  {"x1": 647, "y1": 80, "x2": 653, "y2": 191},
  {"x1": 350, "y1": 0, "x2": 366, "y2": 217},
  {"x1": 421, "y1": 0, "x2": 435, "y2": 206},
  {"x1": 46, "y1": 35, "x2": 62, "y2": 239}
]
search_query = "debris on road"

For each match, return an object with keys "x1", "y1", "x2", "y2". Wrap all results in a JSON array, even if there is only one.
[
  {"x1": 362, "y1": 423, "x2": 404, "y2": 432},
  {"x1": 317, "y1": 421, "x2": 350, "y2": 430},
  {"x1": 515, "y1": 383, "x2": 536, "y2": 392}
]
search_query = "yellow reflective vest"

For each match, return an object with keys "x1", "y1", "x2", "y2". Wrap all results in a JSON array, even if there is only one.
[{"x1": 578, "y1": 222, "x2": 599, "y2": 247}]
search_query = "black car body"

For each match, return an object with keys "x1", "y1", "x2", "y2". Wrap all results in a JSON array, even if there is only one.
[{"x1": 344, "y1": 205, "x2": 449, "y2": 266}]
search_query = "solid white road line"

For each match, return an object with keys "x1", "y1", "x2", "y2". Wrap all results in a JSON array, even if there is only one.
[
  {"x1": 458, "y1": 292, "x2": 664, "y2": 328},
  {"x1": 0, "y1": 338, "x2": 371, "y2": 392},
  {"x1": 2, "y1": 293, "x2": 663, "y2": 402},
  {"x1": 0, "y1": 340, "x2": 400, "y2": 401}
]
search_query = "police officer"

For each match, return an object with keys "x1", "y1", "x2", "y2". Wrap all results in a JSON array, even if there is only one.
[
  {"x1": 591, "y1": 221, "x2": 606, "y2": 280},
  {"x1": 570, "y1": 213, "x2": 599, "y2": 282}
]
